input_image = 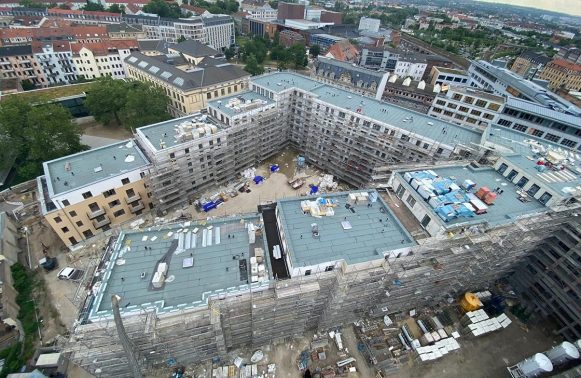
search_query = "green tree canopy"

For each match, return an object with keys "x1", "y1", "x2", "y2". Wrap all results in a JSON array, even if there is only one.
[
  {"x1": 143, "y1": 0, "x2": 181, "y2": 18},
  {"x1": 0, "y1": 96, "x2": 86, "y2": 182},
  {"x1": 309, "y1": 44, "x2": 320, "y2": 58},
  {"x1": 107, "y1": 3, "x2": 124, "y2": 13},
  {"x1": 85, "y1": 77, "x2": 171, "y2": 130},
  {"x1": 244, "y1": 54, "x2": 264, "y2": 75},
  {"x1": 82, "y1": 2, "x2": 105, "y2": 11}
]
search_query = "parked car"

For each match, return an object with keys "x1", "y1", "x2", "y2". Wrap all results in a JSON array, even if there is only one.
[
  {"x1": 57, "y1": 267, "x2": 84, "y2": 281},
  {"x1": 39, "y1": 257, "x2": 58, "y2": 271}
]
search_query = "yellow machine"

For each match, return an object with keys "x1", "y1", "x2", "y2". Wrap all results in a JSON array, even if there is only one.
[{"x1": 459, "y1": 292, "x2": 482, "y2": 312}]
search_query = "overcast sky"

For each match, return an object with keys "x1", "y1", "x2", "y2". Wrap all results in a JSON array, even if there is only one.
[{"x1": 476, "y1": 0, "x2": 581, "y2": 17}]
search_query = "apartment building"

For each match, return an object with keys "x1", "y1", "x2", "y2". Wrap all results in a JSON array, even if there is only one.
[
  {"x1": 429, "y1": 66, "x2": 469, "y2": 86},
  {"x1": 394, "y1": 55, "x2": 427, "y2": 81},
  {"x1": 31, "y1": 41, "x2": 77, "y2": 85},
  {"x1": 539, "y1": 59, "x2": 581, "y2": 92},
  {"x1": 240, "y1": 4, "x2": 277, "y2": 19},
  {"x1": 0, "y1": 45, "x2": 45, "y2": 86},
  {"x1": 124, "y1": 51, "x2": 249, "y2": 116},
  {"x1": 106, "y1": 22, "x2": 147, "y2": 40},
  {"x1": 556, "y1": 47, "x2": 581, "y2": 65},
  {"x1": 382, "y1": 75, "x2": 438, "y2": 113},
  {"x1": 37, "y1": 140, "x2": 152, "y2": 248},
  {"x1": 72, "y1": 39, "x2": 139, "y2": 80},
  {"x1": 510, "y1": 51, "x2": 550, "y2": 79},
  {"x1": 359, "y1": 47, "x2": 428, "y2": 81},
  {"x1": 428, "y1": 86, "x2": 504, "y2": 130},
  {"x1": 46, "y1": 8, "x2": 122, "y2": 24},
  {"x1": 201, "y1": 14, "x2": 235, "y2": 50}
]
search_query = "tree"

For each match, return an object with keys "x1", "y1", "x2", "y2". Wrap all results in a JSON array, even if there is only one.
[
  {"x1": 143, "y1": 0, "x2": 181, "y2": 18},
  {"x1": 20, "y1": 80, "x2": 35, "y2": 91},
  {"x1": 120, "y1": 82, "x2": 171, "y2": 130},
  {"x1": 82, "y1": 2, "x2": 105, "y2": 11},
  {"x1": 85, "y1": 77, "x2": 171, "y2": 130},
  {"x1": 224, "y1": 47, "x2": 236, "y2": 60},
  {"x1": 309, "y1": 44, "x2": 320, "y2": 58},
  {"x1": 244, "y1": 54, "x2": 264, "y2": 75},
  {"x1": 289, "y1": 43, "x2": 307, "y2": 68},
  {"x1": 85, "y1": 77, "x2": 129, "y2": 125},
  {"x1": 0, "y1": 96, "x2": 86, "y2": 182},
  {"x1": 107, "y1": 3, "x2": 124, "y2": 13}
]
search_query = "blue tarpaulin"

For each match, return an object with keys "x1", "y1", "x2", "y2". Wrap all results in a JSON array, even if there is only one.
[
  {"x1": 270, "y1": 164, "x2": 280, "y2": 172},
  {"x1": 203, "y1": 201, "x2": 217, "y2": 212},
  {"x1": 254, "y1": 176, "x2": 264, "y2": 184},
  {"x1": 310, "y1": 185, "x2": 318, "y2": 194}
]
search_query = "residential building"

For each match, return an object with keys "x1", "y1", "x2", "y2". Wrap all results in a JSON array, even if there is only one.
[
  {"x1": 279, "y1": 30, "x2": 305, "y2": 48},
  {"x1": 358, "y1": 16, "x2": 380, "y2": 32},
  {"x1": 309, "y1": 33, "x2": 345, "y2": 50},
  {"x1": 37, "y1": 140, "x2": 152, "y2": 248},
  {"x1": 557, "y1": 47, "x2": 581, "y2": 65},
  {"x1": 137, "y1": 39, "x2": 171, "y2": 56},
  {"x1": 510, "y1": 51, "x2": 550, "y2": 79},
  {"x1": 277, "y1": 2, "x2": 305, "y2": 20},
  {"x1": 429, "y1": 66, "x2": 469, "y2": 86},
  {"x1": 324, "y1": 40, "x2": 358, "y2": 63},
  {"x1": 381, "y1": 74, "x2": 438, "y2": 113},
  {"x1": 320, "y1": 10, "x2": 341, "y2": 24},
  {"x1": 539, "y1": 59, "x2": 581, "y2": 92},
  {"x1": 428, "y1": 86, "x2": 504, "y2": 130},
  {"x1": 102, "y1": 0, "x2": 149, "y2": 8},
  {"x1": 0, "y1": 25, "x2": 109, "y2": 46},
  {"x1": 46, "y1": 8, "x2": 123, "y2": 25},
  {"x1": 124, "y1": 51, "x2": 249, "y2": 116},
  {"x1": 0, "y1": 45, "x2": 45, "y2": 87},
  {"x1": 240, "y1": 4, "x2": 277, "y2": 19},
  {"x1": 394, "y1": 54, "x2": 427, "y2": 81},
  {"x1": 314, "y1": 56, "x2": 389, "y2": 99},
  {"x1": 248, "y1": 18, "x2": 276, "y2": 38},
  {"x1": 202, "y1": 14, "x2": 235, "y2": 50},
  {"x1": 31, "y1": 41, "x2": 77, "y2": 86},
  {"x1": 72, "y1": 39, "x2": 139, "y2": 80},
  {"x1": 106, "y1": 22, "x2": 147, "y2": 39}
]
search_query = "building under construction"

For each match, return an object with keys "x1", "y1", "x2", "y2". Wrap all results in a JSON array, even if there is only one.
[
  {"x1": 59, "y1": 72, "x2": 581, "y2": 375},
  {"x1": 66, "y1": 157, "x2": 580, "y2": 376}
]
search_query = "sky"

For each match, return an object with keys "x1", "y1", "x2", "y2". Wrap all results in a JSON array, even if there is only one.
[{"x1": 476, "y1": 0, "x2": 581, "y2": 17}]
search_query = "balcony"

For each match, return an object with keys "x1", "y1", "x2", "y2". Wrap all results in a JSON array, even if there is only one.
[
  {"x1": 92, "y1": 216, "x2": 111, "y2": 229},
  {"x1": 125, "y1": 192, "x2": 141, "y2": 204},
  {"x1": 128, "y1": 200, "x2": 145, "y2": 213},
  {"x1": 87, "y1": 207, "x2": 105, "y2": 219}
]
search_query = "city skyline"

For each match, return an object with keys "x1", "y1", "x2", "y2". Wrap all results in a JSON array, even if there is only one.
[{"x1": 477, "y1": 0, "x2": 581, "y2": 17}]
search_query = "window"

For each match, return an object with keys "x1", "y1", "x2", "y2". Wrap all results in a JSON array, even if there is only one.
[
  {"x1": 113, "y1": 209, "x2": 126, "y2": 217},
  {"x1": 420, "y1": 215, "x2": 431, "y2": 228},
  {"x1": 532, "y1": 129, "x2": 544, "y2": 137},
  {"x1": 304, "y1": 269, "x2": 311, "y2": 276},
  {"x1": 395, "y1": 184, "x2": 405, "y2": 198},
  {"x1": 103, "y1": 189, "x2": 116, "y2": 198},
  {"x1": 82, "y1": 229, "x2": 94, "y2": 238},
  {"x1": 325, "y1": 266, "x2": 334, "y2": 272},
  {"x1": 61, "y1": 227, "x2": 69, "y2": 233},
  {"x1": 475, "y1": 99, "x2": 487, "y2": 108},
  {"x1": 109, "y1": 199, "x2": 121, "y2": 208},
  {"x1": 458, "y1": 106, "x2": 469, "y2": 113},
  {"x1": 527, "y1": 184, "x2": 540, "y2": 197},
  {"x1": 126, "y1": 188, "x2": 136, "y2": 198},
  {"x1": 88, "y1": 202, "x2": 99, "y2": 212},
  {"x1": 544, "y1": 133, "x2": 559, "y2": 142},
  {"x1": 62, "y1": 199, "x2": 70, "y2": 206},
  {"x1": 76, "y1": 220, "x2": 83, "y2": 227},
  {"x1": 121, "y1": 177, "x2": 130, "y2": 185},
  {"x1": 436, "y1": 148, "x2": 444, "y2": 154},
  {"x1": 69, "y1": 210, "x2": 77, "y2": 217},
  {"x1": 488, "y1": 103, "x2": 500, "y2": 111},
  {"x1": 69, "y1": 237, "x2": 78, "y2": 245},
  {"x1": 82, "y1": 191, "x2": 92, "y2": 199},
  {"x1": 406, "y1": 195, "x2": 416, "y2": 207},
  {"x1": 507, "y1": 169, "x2": 519, "y2": 181},
  {"x1": 436, "y1": 99, "x2": 446, "y2": 106},
  {"x1": 470, "y1": 109, "x2": 482, "y2": 116},
  {"x1": 539, "y1": 192, "x2": 552, "y2": 205},
  {"x1": 54, "y1": 216, "x2": 62, "y2": 223},
  {"x1": 497, "y1": 163, "x2": 508, "y2": 174},
  {"x1": 516, "y1": 176, "x2": 529, "y2": 188}
]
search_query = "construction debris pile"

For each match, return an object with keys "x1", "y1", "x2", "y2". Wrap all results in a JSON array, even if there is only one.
[{"x1": 296, "y1": 330, "x2": 359, "y2": 377}]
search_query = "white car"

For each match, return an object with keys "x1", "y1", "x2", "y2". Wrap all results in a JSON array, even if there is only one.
[{"x1": 57, "y1": 267, "x2": 83, "y2": 281}]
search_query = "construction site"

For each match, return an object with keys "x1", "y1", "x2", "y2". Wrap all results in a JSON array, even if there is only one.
[{"x1": 17, "y1": 71, "x2": 581, "y2": 377}]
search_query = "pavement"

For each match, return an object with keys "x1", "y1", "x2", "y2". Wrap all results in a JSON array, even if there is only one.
[{"x1": 80, "y1": 134, "x2": 123, "y2": 149}]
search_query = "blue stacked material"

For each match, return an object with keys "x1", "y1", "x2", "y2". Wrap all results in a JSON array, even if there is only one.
[
  {"x1": 298, "y1": 350, "x2": 310, "y2": 370},
  {"x1": 432, "y1": 179, "x2": 460, "y2": 195},
  {"x1": 203, "y1": 202, "x2": 217, "y2": 212},
  {"x1": 270, "y1": 164, "x2": 280, "y2": 172},
  {"x1": 442, "y1": 191, "x2": 470, "y2": 204},
  {"x1": 310, "y1": 185, "x2": 319, "y2": 194},
  {"x1": 254, "y1": 176, "x2": 264, "y2": 184},
  {"x1": 435, "y1": 204, "x2": 457, "y2": 222},
  {"x1": 455, "y1": 203, "x2": 475, "y2": 218}
]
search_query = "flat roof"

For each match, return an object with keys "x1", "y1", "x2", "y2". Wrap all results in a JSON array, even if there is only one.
[
  {"x1": 433, "y1": 66, "x2": 468, "y2": 75},
  {"x1": 311, "y1": 33, "x2": 345, "y2": 41},
  {"x1": 44, "y1": 140, "x2": 149, "y2": 196},
  {"x1": 502, "y1": 154, "x2": 581, "y2": 193},
  {"x1": 277, "y1": 190, "x2": 416, "y2": 268},
  {"x1": 208, "y1": 91, "x2": 274, "y2": 117},
  {"x1": 136, "y1": 114, "x2": 223, "y2": 152},
  {"x1": 252, "y1": 72, "x2": 482, "y2": 147},
  {"x1": 448, "y1": 85, "x2": 505, "y2": 103},
  {"x1": 89, "y1": 215, "x2": 270, "y2": 319},
  {"x1": 400, "y1": 165, "x2": 547, "y2": 228}
]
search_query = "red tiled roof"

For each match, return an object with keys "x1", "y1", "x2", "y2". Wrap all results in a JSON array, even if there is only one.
[
  {"x1": 125, "y1": 3, "x2": 140, "y2": 13},
  {"x1": 31, "y1": 40, "x2": 72, "y2": 53},
  {"x1": 326, "y1": 40, "x2": 359, "y2": 63},
  {"x1": 0, "y1": 25, "x2": 108, "y2": 41},
  {"x1": 549, "y1": 59, "x2": 581, "y2": 72},
  {"x1": 71, "y1": 39, "x2": 138, "y2": 55},
  {"x1": 180, "y1": 4, "x2": 207, "y2": 14}
]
